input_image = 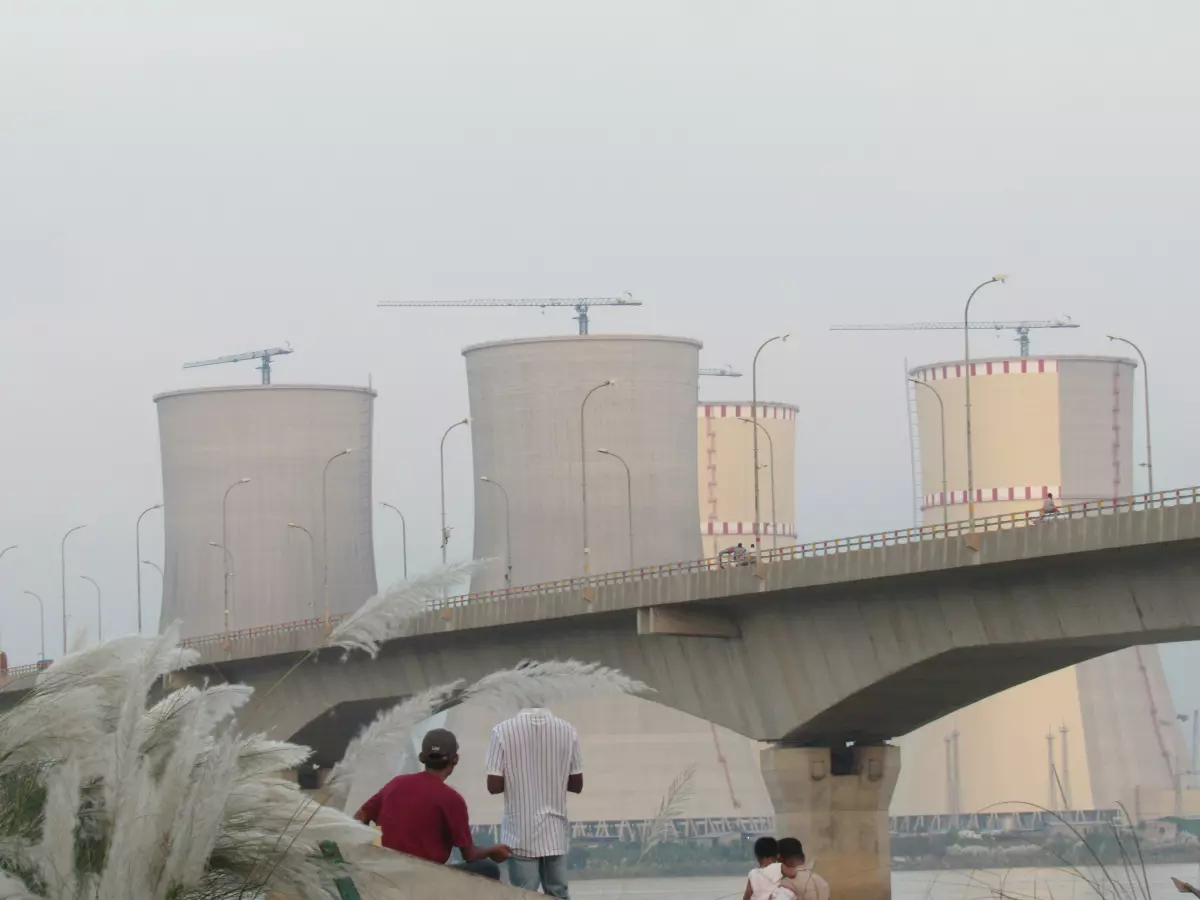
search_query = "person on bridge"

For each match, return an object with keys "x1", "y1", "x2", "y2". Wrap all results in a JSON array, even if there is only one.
[
  {"x1": 486, "y1": 707, "x2": 583, "y2": 898},
  {"x1": 1042, "y1": 492, "x2": 1059, "y2": 519},
  {"x1": 354, "y1": 728, "x2": 511, "y2": 880}
]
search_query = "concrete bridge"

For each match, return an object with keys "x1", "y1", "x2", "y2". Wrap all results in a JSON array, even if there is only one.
[{"x1": 4, "y1": 489, "x2": 1200, "y2": 900}]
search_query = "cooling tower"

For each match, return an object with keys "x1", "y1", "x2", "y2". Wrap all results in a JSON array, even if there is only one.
[
  {"x1": 697, "y1": 401, "x2": 798, "y2": 558},
  {"x1": 155, "y1": 385, "x2": 377, "y2": 640},
  {"x1": 464, "y1": 335, "x2": 703, "y2": 593},
  {"x1": 893, "y1": 354, "x2": 1192, "y2": 819}
]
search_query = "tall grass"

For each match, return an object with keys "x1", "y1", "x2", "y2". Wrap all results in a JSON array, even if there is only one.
[{"x1": 0, "y1": 562, "x2": 655, "y2": 899}]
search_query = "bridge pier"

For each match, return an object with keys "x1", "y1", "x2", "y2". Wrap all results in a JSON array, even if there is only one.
[{"x1": 760, "y1": 744, "x2": 900, "y2": 900}]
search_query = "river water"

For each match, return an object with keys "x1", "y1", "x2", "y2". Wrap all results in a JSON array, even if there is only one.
[{"x1": 571, "y1": 863, "x2": 1200, "y2": 900}]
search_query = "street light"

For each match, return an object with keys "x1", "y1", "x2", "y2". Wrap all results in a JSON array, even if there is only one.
[
  {"x1": 1107, "y1": 335, "x2": 1154, "y2": 499},
  {"x1": 135, "y1": 503, "x2": 163, "y2": 634},
  {"x1": 287, "y1": 522, "x2": 317, "y2": 614},
  {"x1": 60, "y1": 524, "x2": 87, "y2": 655},
  {"x1": 964, "y1": 275, "x2": 1007, "y2": 532},
  {"x1": 580, "y1": 380, "x2": 615, "y2": 577},
  {"x1": 752, "y1": 335, "x2": 789, "y2": 555},
  {"x1": 79, "y1": 575, "x2": 102, "y2": 642},
  {"x1": 596, "y1": 449, "x2": 634, "y2": 568},
  {"x1": 22, "y1": 591, "x2": 45, "y2": 662},
  {"x1": 321, "y1": 449, "x2": 354, "y2": 631},
  {"x1": 738, "y1": 419, "x2": 779, "y2": 552},
  {"x1": 0, "y1": 545, "x2": 15, "y2": 563},
  {"x1": 908, "y1": 378, "x2": 949, "y2": 529},
  {"x1": 209, "y1": 542, "x2": 235, "y2": 634},
  {"x1": 221, "y1": 478, "x2": 251, "y2": 635},
  {"x1": 380, "y1": 502, "x2": 408, "y2": 580},
  {"x1": 440, "y1": 420, "x2": 469, "y2": 566},
  {"x1": 480, "y1": 477, "x2": 513, "y2": 586}
]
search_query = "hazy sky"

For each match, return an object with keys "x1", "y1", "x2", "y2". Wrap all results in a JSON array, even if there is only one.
[{"x1": 3, "y1": 2, "x2": 1200, "y2": 710}]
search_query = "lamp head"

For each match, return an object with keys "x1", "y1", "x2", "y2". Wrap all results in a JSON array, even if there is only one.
[
  {"x1": 461, "y1": 417, "x2": 470, "y2": 425},
  {"x1": 287, "y1": 522, "x2": 299, "y2": 528},
  {"x1": 208, "y1": 541, "x2": 219, "y2": 548},
  {"x1": 344, "y1": 448, "x2": 354, "y2": 454},
  {"x1": 993, "y1": 274, "x2": 1009, "y2": 283},
  {"x1": 239, "y1": 478, "x2": 251, "y2": 484},
  {"x1": 597, "y1": 448, "x2": 611, "y2": 455},
  {"x1": 606, "y1": 379, "x2": 616, "y2": 386},
  {"x1": 480, "y1": 476, "x2": 491, "y2": 483},
  {"x1": 1106, "y1": 334, "x2": 1117, "y2": 341},
  {"x1": 781, "y1": 333, "x2": 791, "y2": 342}
]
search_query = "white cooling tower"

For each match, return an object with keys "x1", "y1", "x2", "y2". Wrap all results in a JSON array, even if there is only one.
[
  {"x1": 155, "y1": 385, "x2": 377, "y2": 640},
  {"x1": 894, "y1": 354, "x2": 1191, "y2": 819},
  {"x1": 464, "y1": 335, "x2": 703, "y2": 593}
]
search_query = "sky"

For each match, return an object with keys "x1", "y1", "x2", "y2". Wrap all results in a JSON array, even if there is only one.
[{"x1": 2, "y1": 1, "x2": 1200, "y2": 711}]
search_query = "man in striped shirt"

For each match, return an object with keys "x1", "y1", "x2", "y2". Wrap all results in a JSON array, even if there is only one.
[{"x1": 486, "y1": 708, "x2": 583, "y2": 898}]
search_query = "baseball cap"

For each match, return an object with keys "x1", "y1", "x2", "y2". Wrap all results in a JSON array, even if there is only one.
[{"x1": 421, "y1": 728, "x2": 459, "y2": 762}]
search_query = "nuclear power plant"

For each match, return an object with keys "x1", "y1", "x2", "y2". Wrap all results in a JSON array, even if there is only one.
[
  {"x1": 893, "y1": 353, "x2": 1195, "y2": 820},
  {"x1": 154, "y1": 384, "x2": 378, "y2": 639},
  {"x1": 139, "y1": 330, "x2": 1195, "y2": 828}
]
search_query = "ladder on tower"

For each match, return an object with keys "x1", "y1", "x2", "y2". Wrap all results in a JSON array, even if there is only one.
[{"x1": 905, "y1": 357, "x2": 924, "y2": 528}]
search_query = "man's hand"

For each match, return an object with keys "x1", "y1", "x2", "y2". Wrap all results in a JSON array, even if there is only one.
[{"x1": 487, "y1": 844, "x2": 512, "y2": 863}]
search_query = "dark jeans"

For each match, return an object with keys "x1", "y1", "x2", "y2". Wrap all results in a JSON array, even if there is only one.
[{"x1": 450, "y1": 859, "x2": 501, "y2": 881}]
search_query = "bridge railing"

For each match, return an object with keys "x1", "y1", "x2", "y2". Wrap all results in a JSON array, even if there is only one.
[{"x1": 162, "y1": 484, "x2": 1198, "y2": 650}]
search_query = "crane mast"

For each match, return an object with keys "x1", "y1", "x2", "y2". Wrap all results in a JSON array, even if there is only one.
[
  {"x1": 830, "y1": 319, "x2": 1078, "y2": 357},
  {"x1": 378, "y1": 293, "x2": 640, "y2": 335}
]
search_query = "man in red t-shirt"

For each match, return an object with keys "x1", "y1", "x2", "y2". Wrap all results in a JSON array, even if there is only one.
[{"x1": 355, "y1": 728, "x2": 510, "y2": 880}]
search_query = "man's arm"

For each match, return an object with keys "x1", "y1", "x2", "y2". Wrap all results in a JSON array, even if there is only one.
[
  {"x1": 446, "y1": 792, "x2": 510, "y2": 863},
  {"x1": 485, "y1": 726, "x2": 505, "y2": 795},
  {"x1": 742, "y1": 878, "x2": 754, "y2": 900},
  {"x1": 354, "y1": 790, "x2": 383, "y2": 826},
  {"x1": 567, "y1": 730, "x2": 583, "y2": 794}
]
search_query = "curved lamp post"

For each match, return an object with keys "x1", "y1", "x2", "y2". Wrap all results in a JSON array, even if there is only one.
[
  {"x1": 380, "y1": 502, "x2": 408, "y2": 580},
  {"x1": 221, "y1": 479, "x2": 251, "y2": 635},
  {"x1": 440, "y1": 421, "x2": 470, "y2": 564},
  {"x1": 752, "y1": 335, "x2": 789, "y2": 554},
  {"x1": 908, "y1": 378, "x2": 949, "y2": 529},
  {"x1": 79, "y1": 575, "x2": 102, "y2": 642},
  {"x1": 964, "y1": 276, "x2": 1007, "y2": 531},
  {"x1": 597, "y1": 449, "x2": 635, "y2": 568},
  {"x1": 22, "y1": 591, "x2": 45, "y2": 662},
  {"x1": 580, "y1": 380, "x2": 615, "y2": 577},
  {"x1": 135, "y1": 503, "x2": 163, "y2": 634},
  {"x1": 479, "y1": 477, "x2": 513, "y2": 586},
  {"x1": 60, "y1": 524, "x2": 87, "y2": 655},
  {"x1": 321, "y1": 449, "x2": 354, "y2": 630},
  {"x1": 1107, "y1": 335, "x2": 1153, "y2": 499},
  {"x1": 287, "y1": 522, "x2": 317, "y2": 615},
  {"x1": 739, "y1": 418, "x2": 778, "y2": 551}
]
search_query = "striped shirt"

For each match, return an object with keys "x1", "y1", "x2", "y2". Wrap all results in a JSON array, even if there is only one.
[{"x1": 485, "y1": 708, "x2": 582, "y2": 858}]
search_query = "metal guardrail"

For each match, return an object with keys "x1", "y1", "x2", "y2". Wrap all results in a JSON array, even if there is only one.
[{"x1": 7, "y1": 485, "x2": 1189, "y2": 670}]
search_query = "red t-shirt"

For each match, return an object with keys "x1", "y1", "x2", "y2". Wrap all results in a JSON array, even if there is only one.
[{"x1": 357, "y1": 771, "x2": 473, "y2": 864}]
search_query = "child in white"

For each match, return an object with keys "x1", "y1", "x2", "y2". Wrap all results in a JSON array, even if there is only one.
[{"x1": 743, "y1": 837, "x2": 783, "y2": 900}]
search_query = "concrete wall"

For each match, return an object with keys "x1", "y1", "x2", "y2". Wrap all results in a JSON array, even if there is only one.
[
  {"x1": 155, "y1": 385, "x2": 377, "y2": 638},
  {"x1": 464, "y1": 335, "x2": 702, "y2": 592},
  {"x1": 697, "y1": 401, "x2": 798, "y2": 558}
]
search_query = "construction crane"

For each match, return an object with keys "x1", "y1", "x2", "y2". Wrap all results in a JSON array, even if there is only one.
[
  {"x1": 183, "y1": 344, "x2": 293, "y2": 384},
  {"x1": 830, "y1": 319, "x2": 1078, "y2": 357},
  {"x1": 699, "y1": 365, "x2": 743, "y2": 377},
  {"x1": 377, "y1": 293, "x2": 640, "y2": 335}
]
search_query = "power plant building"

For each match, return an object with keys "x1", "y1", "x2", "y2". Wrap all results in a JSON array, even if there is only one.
[
  {"x1": 464, "y1": 335, "x2": 703, "y2": 593},
  {"x1": 697, "y1": 401, "x2": 798, "y2": 558},
  {"x1": 895, "y1": 354, "x2": 1192, "y2": 819},
  {"x1": 155, "y1": 385, "x2": 377, "y2": 640},
  {"x1": 444, "y1": 334, "x2": 779, "y2": 825}
]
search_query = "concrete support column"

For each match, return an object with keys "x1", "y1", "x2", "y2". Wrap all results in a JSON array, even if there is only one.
[{"x1": 760, "y1": 744, "x2": 900, "y2": 900}]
